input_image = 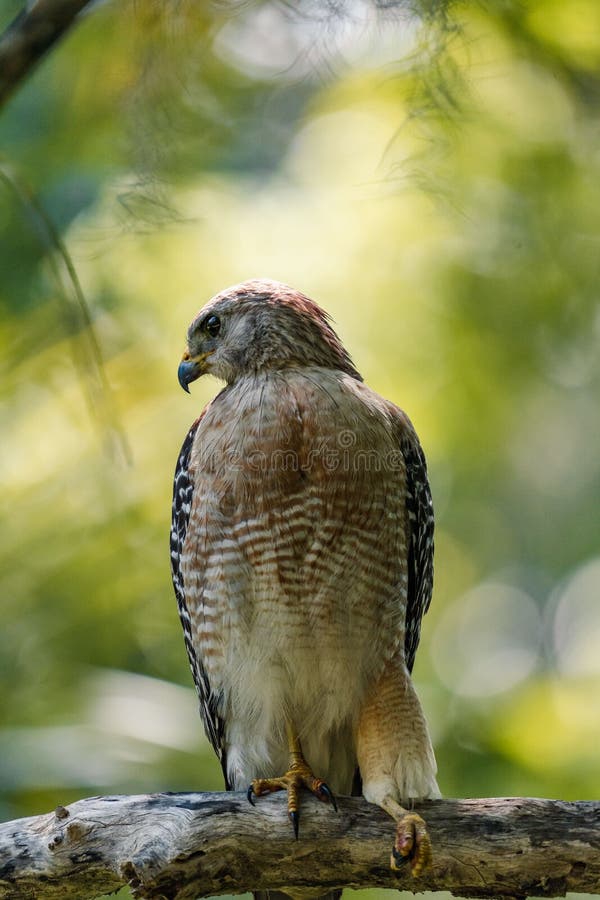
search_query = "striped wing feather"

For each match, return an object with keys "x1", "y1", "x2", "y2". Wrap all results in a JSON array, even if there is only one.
[
  {"x1": 170, "y1": 417, "x2": 228, "y2": 784},
  {"x1": 401, "y1": 430, "x2": 435, "y2": 673}
]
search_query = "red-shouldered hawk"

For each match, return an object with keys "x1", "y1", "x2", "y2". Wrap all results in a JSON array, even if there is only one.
[{"x1": 170, "y1": 279, "x2": 439, "y2": 889}]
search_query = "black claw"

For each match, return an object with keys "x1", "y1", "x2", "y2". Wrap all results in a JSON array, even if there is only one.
[
  {"x1": 392, "y1": 847, "x2": 409, "y2": 867},
  {"x1": 318, "y1": 782, "x2": 338, "y2": 812},
  {"x1": 247, "y1": 785, "x2": 256, "y2": 807},
  {"x1": 289, "y1": 809, "x2": 300, "y2": 839}
]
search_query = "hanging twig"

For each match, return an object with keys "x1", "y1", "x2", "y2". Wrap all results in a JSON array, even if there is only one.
[{"x1": 0, "y1": 164, "x2": 132, "y2": 464}]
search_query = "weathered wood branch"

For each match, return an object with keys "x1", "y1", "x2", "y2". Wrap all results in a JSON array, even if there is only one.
[
  {"x1": 0, "y1": 0, "x2": 93, "y2": 108},
  {"x1": 0, "y1": 793, "x2": 598, "y2": 900}
]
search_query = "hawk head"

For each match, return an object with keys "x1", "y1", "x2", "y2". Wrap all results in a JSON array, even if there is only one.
[{"x1": 178, "y1": 279, "x2": 362, "y2": 390}]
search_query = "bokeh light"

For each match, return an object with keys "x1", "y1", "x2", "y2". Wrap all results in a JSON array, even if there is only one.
[
  {"x1": 553, "y1": 558, "x2": 600, "y2": 677},
  {"x1": 431, "y1": 582, "x2": 542, "y2": 698},
  {"x1": 0, "y1": 11, "x2": 599, "y2": 900}
]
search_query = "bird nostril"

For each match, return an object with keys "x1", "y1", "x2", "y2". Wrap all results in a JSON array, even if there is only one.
[{"x1": 182, "y1": 350, "x2": 191, "y2": 360}]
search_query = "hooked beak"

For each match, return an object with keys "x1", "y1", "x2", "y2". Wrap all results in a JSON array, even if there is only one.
[{"x1": 178, "y1": 354, "x2": 205, "y2": 393}]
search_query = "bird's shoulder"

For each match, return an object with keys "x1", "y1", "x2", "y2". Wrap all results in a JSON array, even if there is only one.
[{"x1": 187, "y1": 368, "x2": 422, "y2": 464}]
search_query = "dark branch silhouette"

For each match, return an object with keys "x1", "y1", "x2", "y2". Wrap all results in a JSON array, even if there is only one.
[{"x1": 0, "y1": 0, "x2": 93, "y2": 108}]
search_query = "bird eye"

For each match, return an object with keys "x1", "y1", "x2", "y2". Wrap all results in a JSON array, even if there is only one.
[{"x1": 202, "y1": 314, "x2": 221, "y2": 338}]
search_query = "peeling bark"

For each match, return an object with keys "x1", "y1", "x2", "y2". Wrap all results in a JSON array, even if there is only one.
[{"x1": 0, "y1": 793, "x2": 598, "y2": 899}]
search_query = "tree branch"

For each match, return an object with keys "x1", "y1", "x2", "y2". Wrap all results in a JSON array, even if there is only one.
[
  {"x1": 0, "y1": 793, "x2": 598, "y2": 900},
  {"x1": 0, "y1": 0, "x2": 93, "y2": 108}
]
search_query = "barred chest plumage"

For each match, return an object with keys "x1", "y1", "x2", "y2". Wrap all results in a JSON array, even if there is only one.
[
  {"x1": 180, "y1": 366, "x2": 410, "y2": 791},
  {"x1": 173, "y1": 280, "x2": 438, "y2": 880}
]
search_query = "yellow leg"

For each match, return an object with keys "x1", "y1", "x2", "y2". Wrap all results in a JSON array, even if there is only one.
[
  {"x1": 247, "y1": 721, "x2": 337, "y2": 837},
  {"x1": 381, "y1": 796, "x2": 432, "y2": 877},
  {"x1": 357, "y1": 659, "x2": 437, "y2": 877}
]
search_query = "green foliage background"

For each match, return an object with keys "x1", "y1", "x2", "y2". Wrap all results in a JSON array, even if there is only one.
[{"x1": 1, "y1": 1, "x2": 599, "y2": 897}]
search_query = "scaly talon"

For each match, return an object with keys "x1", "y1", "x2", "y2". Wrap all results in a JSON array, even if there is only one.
[
  {"x1": 247, "y1": 723, "x2": 336, "y2": 838},
  {"x1": 390, "y1": 812, "x2": 432, "y2": 877},
  {"x1": 248, "y1": 768, "x2": 336, "y2": 838},
  {"x1": 316, "y1": 781, "x2": 338, "y2": 811},
  {"x1": 289, "y1": 809, "x2": 300, "y2": 839}
]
